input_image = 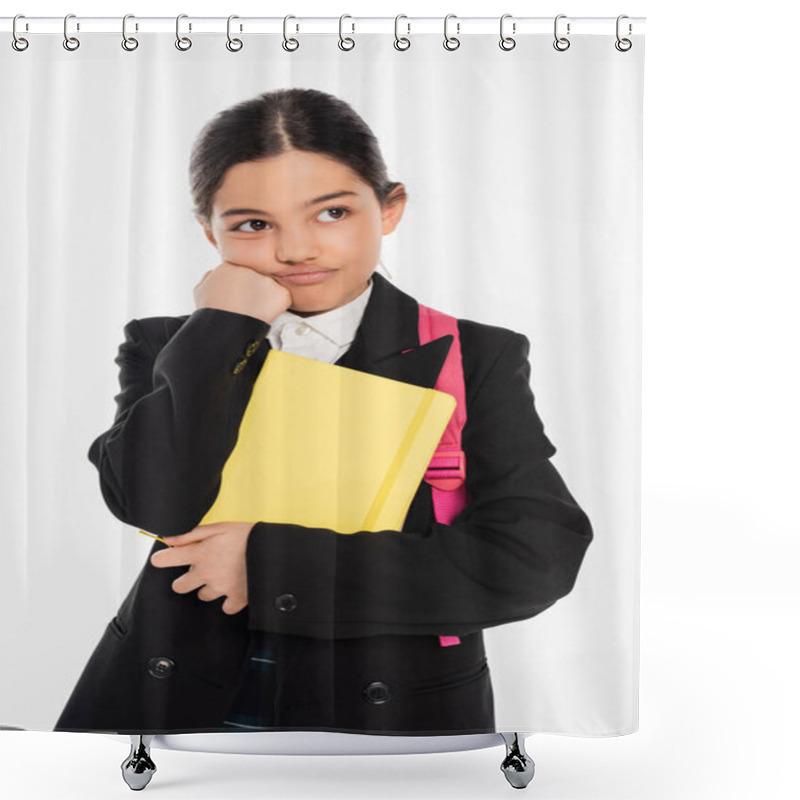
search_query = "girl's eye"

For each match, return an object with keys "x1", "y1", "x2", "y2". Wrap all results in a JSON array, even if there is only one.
[
  {"x1": 318, "y1": 206, "x2": 349, "y2": 222},
  {"x1": 233, "y1": 219, "x2": 269, "y2": 232},
  {"x1": 231, "y1": 208, "x2": 349, "y2": 231}
]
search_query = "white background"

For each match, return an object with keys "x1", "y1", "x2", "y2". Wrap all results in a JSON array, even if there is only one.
[{"x1": 1, "y1": 1, "x2": 798, "y2": 799}]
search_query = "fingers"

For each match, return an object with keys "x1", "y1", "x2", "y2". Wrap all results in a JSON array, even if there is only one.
[
  {"x1": 196, "y1": 585, "x2": 222, "y2": 602},
  {"x1": 149, "y1": 523, "x2": 249, "y2": 613},
  {"x1": 171, "y1": 568, "x2": 206, "y2": 595},
  {"x1": 222, "y1": 596, "x2": 248, "y2": 615},
  {"x1": 164, "y1": 524, "x2": 224, "y2": 547},
  {"x1": 169, "y1": 568, "x2": 225, "y2": 602},
  {"x1": 171, "y1": 571, "x2": 246, "y2": 611},
  {"x1": 163, "y1": 561, "x2": 221, "y2": 600},
  {"x1": 150, "y1": 543, "x2": 198, "y2": 568},
  {"x1": 221, "y1": 260, "x2": 255, "y2": 271}
]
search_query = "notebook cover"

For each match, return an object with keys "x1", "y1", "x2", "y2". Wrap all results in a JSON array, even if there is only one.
[{"x1": 198, "y1": 349, "x2": 456, "y2": 534}]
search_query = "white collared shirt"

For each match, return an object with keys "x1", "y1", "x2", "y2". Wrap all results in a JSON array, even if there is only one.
[{"x1": 265, "y1": 276, "x2": 373, "y2": 364}]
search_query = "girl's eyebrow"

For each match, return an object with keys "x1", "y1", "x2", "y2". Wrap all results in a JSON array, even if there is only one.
[{"x1": 220, "y1": 190, "x2": 359, "y2": 218}]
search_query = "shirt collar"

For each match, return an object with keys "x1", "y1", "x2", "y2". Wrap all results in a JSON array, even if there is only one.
[{"x1": 267, "y1": 275, "x2": 374, "y2": 347}]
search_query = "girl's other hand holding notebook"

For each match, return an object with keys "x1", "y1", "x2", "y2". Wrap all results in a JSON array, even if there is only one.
[{"x1": 149, "y1": 521, "x2": 256, "y2": 615}]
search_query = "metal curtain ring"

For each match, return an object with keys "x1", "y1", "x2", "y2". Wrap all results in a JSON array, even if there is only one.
[
  {"x1": 12, "y1": 14, "x2": 29, "y2": 51},
  {"x1": 499, "y1": 13, "x2": 516, "y2": 51},
  {"x1": 338, "y1": 14, "x2": 355, "y2": 51},
  {"x1": 394, "y1": 14, "x2": 410, "y2": 50},
  {"x1": 121, "y1": 14, "x2": 138, "y2": 51},
  {"x1": 553, "y1": 14, "x2": 570, "y2": 51},
  {"x1": 443, "y1": 13, "x2": 460, "y2": 51},
  {"x1": 226, "y1": 15, "x2": 243, "y2": 51},
  {"x1": 63, "y1": 13, "x2": 80, "y2": 51},
  {"x1": 615, "y1": 15, "x2": 632, "y2": 51},
  {"x1": 283, "y1": 15, "x2": 299, "y2": 51},
  {"x1": 176, "y1": 14, "x2": 192, "y2": 51}
]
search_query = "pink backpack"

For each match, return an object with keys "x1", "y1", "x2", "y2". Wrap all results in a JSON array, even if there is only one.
[{"x1": 417, "y1": 304, "x2": 470, "y2": 647}]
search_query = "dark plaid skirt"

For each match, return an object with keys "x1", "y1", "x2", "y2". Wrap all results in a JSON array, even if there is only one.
[{"x1": 221, "y1": 631, "x2": 278, "y2": 730}]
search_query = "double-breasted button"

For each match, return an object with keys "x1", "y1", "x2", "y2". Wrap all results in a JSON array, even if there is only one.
[
  {"x1": 232, "y1": 357, "x2": 249, "y2": 374},
  {"x1": 274, "y1": 593, "x2": 298, "y2": 612},
  {"x1": 295, "y1": 323, "x2": 311, "y2": 336},
  {"x1": 362, "y1": 681, "x2": 391, "y2": 704},
  {"x1": 146, "y1": 656, "x2": 175, "y2": 679},
  {"x1": 245, "y1": 339, "x2": 261, "y2": 357}
]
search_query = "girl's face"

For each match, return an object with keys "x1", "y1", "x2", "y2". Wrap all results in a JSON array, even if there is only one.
[{"x1": 199, "y1": 150, "x2": 405, "y2": 317}]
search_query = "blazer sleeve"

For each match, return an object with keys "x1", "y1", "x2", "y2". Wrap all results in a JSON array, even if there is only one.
[
  {"x1": 245, "y1": 328, "x2": 594, "y2": 639},
  {"x1": 88, "y1": 308, "x2": 270, "y2": 536}
]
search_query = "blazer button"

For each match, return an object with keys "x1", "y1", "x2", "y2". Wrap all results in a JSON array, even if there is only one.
[
  {"x1": 232, "y1": 357, "x2": 249, "y2": 374},
  {"x1": 146, "y1": 656, "x2": 176, "y2": 679},
  {"x1": 245, "y1": 339, "x2": 261, "y2": 357},
  {"x1": 274, "y1": 593, "x2": 298, "y2": 612},
  {"x1": 363, "y1": 681, "x2": 391, "y2": 705}
]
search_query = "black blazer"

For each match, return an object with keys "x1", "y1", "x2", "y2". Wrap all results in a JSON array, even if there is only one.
[{"x1": 54, "y1": 271, "x2": 593, "y2": 736}]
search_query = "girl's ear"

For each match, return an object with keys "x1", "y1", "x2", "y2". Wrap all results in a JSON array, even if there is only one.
[
  {"x1": 196, "y1": 215, "x2": 218, "y2": 248},
  {"x1": 381, "y1": 185, "x2": 407, "y2": 235}
]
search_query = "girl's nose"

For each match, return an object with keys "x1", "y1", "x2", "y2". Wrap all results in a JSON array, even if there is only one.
[{"x1": 274, "y1": 228, "x2": 318, "y2": 264}]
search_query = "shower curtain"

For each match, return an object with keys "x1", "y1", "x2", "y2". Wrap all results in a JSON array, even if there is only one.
[{"x1": 0, "y1": 17, "x2": 644, "y2": 740}]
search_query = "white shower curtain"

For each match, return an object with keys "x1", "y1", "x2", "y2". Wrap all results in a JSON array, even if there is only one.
[{"x1": 0, "y1": 23, "x2": 643, "y2": 737}]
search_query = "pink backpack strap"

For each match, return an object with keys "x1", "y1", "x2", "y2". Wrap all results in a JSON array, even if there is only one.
[{"x1": 417, "y1": 303, "x2": 468, "y2": 647}]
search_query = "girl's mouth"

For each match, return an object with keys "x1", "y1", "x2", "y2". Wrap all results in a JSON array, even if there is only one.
[{"x1": 277, "y1": 270, "x2": 336, "y2": 285}]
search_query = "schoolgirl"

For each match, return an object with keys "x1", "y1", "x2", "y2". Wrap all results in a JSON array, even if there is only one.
[{"x1": 55, "y1": 88, "x2": 593, "y2": 735}]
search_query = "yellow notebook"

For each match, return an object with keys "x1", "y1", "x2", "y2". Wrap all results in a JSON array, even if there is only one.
[{"x1": 197, "y1": 349, "x2": 456, "y2": 534}]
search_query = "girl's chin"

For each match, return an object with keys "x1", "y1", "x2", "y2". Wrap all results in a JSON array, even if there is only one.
[{"x1": 289, "y1": 304, "x2": 328, "y2": 318}]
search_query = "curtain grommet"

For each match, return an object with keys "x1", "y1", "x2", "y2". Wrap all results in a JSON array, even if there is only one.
[
  {"x1": 12, "y1": 15, "x2": 29, "y2": 51},
  {"x1": 499, "y1": 14, "x2": 516, "y2": 51},
  {"x1": 394, "y1": 15, "x2": 411, "y2": 51},
  {"x1": 282, "y1": 15, "x2": 299, "y2": 52},
  {"x1": 121, "y1": 14, "x2": 138, "y2": 52},
  {"x1": 226, "y1": 15, "x2": 243, "y2": 52},
  {"x1": 338, "y1": 14, "x2": 355, "y2": 51},
  {"x1": 443, "y1": 13, "x2": 460, "y2": 51},
  {"x1": 553, "y1": 14, "x2": 571, "y2": 51},
  {"x1": 176, "y1": 14, "x2": 192, "y2": 51},
  {"x1": 63, "y1": 13, "x2": 80, "y2": 51},
  {"x1": 615, "y1": 15, "x2": 633, "y2": 51}
]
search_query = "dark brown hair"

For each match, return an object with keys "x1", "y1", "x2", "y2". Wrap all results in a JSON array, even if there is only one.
[{"x1": 189, "y1": 88, "x2": 406, "y2": 224}]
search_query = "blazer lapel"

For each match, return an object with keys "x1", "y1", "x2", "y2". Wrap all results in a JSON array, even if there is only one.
[{"x1": 334, "y1": 271, "x2": 453, "y2": 390}]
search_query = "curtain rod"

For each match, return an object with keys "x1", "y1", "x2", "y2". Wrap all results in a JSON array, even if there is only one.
[{"x1": 1, "y1": 16, "x2": 646, "y2": 37}]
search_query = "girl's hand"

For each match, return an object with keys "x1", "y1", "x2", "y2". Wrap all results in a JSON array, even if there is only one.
[
  {"x1": 149, "y1": 521, "x2": 256, "y2": 615},
  {"x1": 194, "y1": 261, "x2": 292, "y2": 325}
]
